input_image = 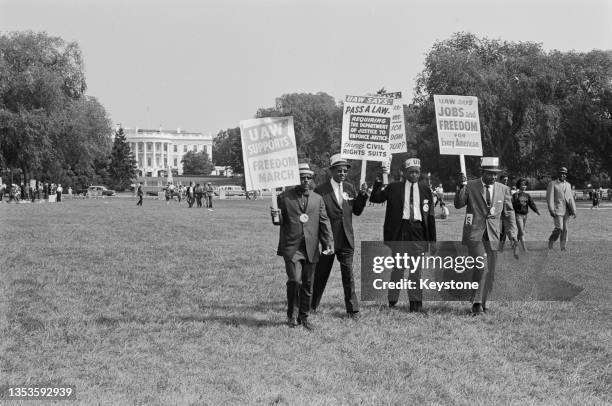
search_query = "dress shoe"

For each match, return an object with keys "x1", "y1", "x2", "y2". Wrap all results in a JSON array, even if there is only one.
[
  {"x1": 347, "y1": 312, "x2": 360, "y2": 321},
  {"x1": 299, "y1": 319, "x2": 315, "y2": 331},
  {"x1": 471, "y1": 303, "x2": 484, "y2": 316},
  {"x1": 287, "y1": 317, "x2": 298, "y2": 328},
  {"x1": 560, "y1": 246, "x2": 567, "y2": 251},
  {"x1": 409, "y1": 301, "x2": 423, "y2": 312},
  {"x1": 388, "y1": 300, "x2": 397, "y2": 308},
  {"x1": 512, "y1": 244, "x2": 520, "y2": 259}
]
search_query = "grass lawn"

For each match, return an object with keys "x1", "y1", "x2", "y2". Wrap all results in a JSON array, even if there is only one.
[{"x1": 1, "y1": 196, "x2": 611, "y2": 405}]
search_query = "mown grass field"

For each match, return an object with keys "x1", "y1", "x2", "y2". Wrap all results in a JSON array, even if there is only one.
[{"x1": 1, "y1": 196, "x2": 611, "y2": 405}]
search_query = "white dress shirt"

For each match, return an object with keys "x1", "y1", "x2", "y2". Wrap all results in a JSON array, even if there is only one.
[
  {"x1": 331, "y1": 178, "x2": 343, "y2": 205},
  {"x1": 403, "y1": 181, "x2": 422, "y2": 221}
]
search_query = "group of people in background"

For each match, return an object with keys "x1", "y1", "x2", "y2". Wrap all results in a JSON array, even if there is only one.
[
  {"x1": 0, "y1": 181, "x2": 68, "y2": 203},
  {"x1": 137, "y1": 181, "x2": 215, "y2": 210}
]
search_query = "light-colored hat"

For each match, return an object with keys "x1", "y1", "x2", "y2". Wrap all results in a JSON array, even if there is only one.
[
  {"x1": 480, "y1": 157, "x2": 502, "y2": 172},
  {"x1": 329, "y1": 154, "x2": 351, "y2": 169},
  {"x1": 299, "y1": 163, "x2": 314, "y2": 176},
  {"x1": 404, "y1": 158, "x2": 421, "y2": 169},
  {"x1": 558, "y1": 166, "x2": 568, "y2": 174}
]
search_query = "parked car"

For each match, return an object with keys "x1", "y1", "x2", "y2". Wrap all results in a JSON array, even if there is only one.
[
  {"x1": 86, "y1": 185, "x2": 116, "y2": 197},
  {"x1": 214, "y1": 185, "x2": 245, "y2": 197}
]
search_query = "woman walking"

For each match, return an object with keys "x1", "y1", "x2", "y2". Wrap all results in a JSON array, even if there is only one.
[{"x1": 512, "y1": 179, "x2": 540, "y2": 252}]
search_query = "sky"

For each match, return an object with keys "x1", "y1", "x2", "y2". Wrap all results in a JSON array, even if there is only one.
[{"x1": 1, "y1": 0, "x2": 610, "y2": 136}]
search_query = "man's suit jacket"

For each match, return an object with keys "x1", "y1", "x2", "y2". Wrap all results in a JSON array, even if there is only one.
[
  {"x1": 314, "y1": 181, "x2": 367, "y2": 250},
  {"x1": 454, "y1": 179, "x2": 517, "y2": 247},
  {"x1": 275, "y1": 188, "x2": 334, "y2": 263},
  {"x1": 370, "y1": 181, "x2": 437, "y2": 242},
  {"x1": 546, "y1": 180, "x2": 576, "y2": 216}
]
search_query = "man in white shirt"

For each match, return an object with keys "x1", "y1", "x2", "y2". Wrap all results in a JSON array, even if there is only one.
[{"x1": 370, "y1": 158, "x2": 437, "y2": 312}]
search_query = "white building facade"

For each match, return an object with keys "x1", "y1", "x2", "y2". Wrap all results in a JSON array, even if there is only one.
[{"x1": 123, "y1": 127, "x2": 213, "y2": 177}]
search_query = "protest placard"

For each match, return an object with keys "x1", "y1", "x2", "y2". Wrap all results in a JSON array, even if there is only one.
[
  {"x1": 341, "y1": 95, "x2": 393, "y2": 163},
  {"x1": 240, "y1": 116, "x2": 300, "y2": 190},
  {"x1": 434, "y1": 95, "x2": 483, "y2": 156},
  {"x1": 381, "y1": 91, "x2": 407, "y2": 154}
]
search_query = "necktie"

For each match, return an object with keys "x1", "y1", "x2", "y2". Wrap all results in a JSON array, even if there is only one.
[
  {"x1": 409, "y1": 182, "x2": 415, "y2": 221},
  {"x1": 485, "y1": 185, "x2": 491, "y2": 207},
  {"x1": 338, "y1": 183, "x2": 343, "y2": 205}
]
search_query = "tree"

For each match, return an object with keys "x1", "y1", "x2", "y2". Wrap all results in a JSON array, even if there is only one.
[
  {"x1": 181, "y1": 150, "x2": 214, "y2": 175},
  {"x1": 107, "y1": 127, "x2": 137, "y2": 191},
  {"x1": 212, "y1": 127, "x2": 244, "y2": 174},
  {"x1": 411, "y1": 32, "x2": 612, "y2": 187},
  {"x1": 0, "y1": 31, "x2": 112, "y2": 186}
]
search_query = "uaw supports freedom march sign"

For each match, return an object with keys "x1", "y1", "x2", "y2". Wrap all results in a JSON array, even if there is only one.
[
  {"x1": 239, "y1": 116, "x2": 300, "y2": 190},
  {"x1": 341, "y1": 95, "x2": 393, "y2": 162}
]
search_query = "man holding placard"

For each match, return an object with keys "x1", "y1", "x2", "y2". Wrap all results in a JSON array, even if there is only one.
[
  {"x1": 271, "y1": 163, "x2": 334, "y2": 330},
  {"x1": 311, "y1": 154, "x2": 369, "y2": 319},
  {"x1": 370, "y1": 158, "x2": 437, "y2": 312},
  {"x1": 454, "y1": 157, "x2": 518, "y2": 315}
]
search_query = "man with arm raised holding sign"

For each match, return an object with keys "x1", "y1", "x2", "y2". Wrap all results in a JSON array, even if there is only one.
[
  {"x1": 370, "y1": 158, "x2": 437, "y2": 312},
  {"x1": 454, "y1": 157, "x2": 518, "y2": 315},
  {"x1": 311, "y1": 154, "x2": 369, "y2": 319},
  {"x1": 271, "y1": 162, "x2": 334, "y2": 330}
]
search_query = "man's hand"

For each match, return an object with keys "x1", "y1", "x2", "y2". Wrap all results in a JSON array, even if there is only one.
[
  {"x1": 322, "y1": 246, "x2": 334, "y2": 255},
  {"x1": 270, "y1": 207, "x2": 280, "y2": 217},
  {"x1": 570, "y1": 214, "x2": 576, "y2": 219},
  {"x1": 549, "y1": 210, "x2": 555, "y2": 218},
  {"x1": 360, "y1": 183, "x2": 369, "y2": 195},
  {"x1": 457, "y1": 172, "x2": 467, "y2": 188}
]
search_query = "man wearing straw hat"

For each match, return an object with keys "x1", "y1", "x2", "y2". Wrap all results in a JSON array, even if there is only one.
[
  {"x1": 271, "y1": 162, "x2": 334, "y2": 330},
  {"x1": 370, "y1": 157, "x2": 437, "y2": 312},
  {"x1": 545, "y1": 166, "x2": 576, "y2": 251},
  {"x1": 311, "y1": 154, "x2": 369, "y2": 319},
  {"x1": 454, "y1": 157, "x2": 518, "y2": 316}
]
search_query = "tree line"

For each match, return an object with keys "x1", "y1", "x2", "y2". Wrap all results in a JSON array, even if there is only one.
[{"x1": 214, "y1": 32, "x2": 612, "y2": 189}]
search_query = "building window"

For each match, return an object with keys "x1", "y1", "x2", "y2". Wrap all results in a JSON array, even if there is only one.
[
  {"x1": 147, "y1": 157, "x2": 151, "y2": 166},
  {"x1": 194, "y1": 145, "x2": 198, "y2": 152},
  {"x1": 204, "y1": 145, "x2": 207, "y2": 154},
  {"x1": 164, "y1": 157, "x2": 167, "y2": 167},
  {"x1": 147, "y1": 142, "x2": 153, "y2": 152},
  {"x1": 163, "y1": 143, "x2": 167, "y2": 152},
  {"x1": 138, "y1": 143, "x2": 143, "y2": 152},
  {"x1": 173, "y1": 145, "x2": 177, "y2": 153},
  {"x1": 138, "y1": 157, "x2": 143, "y2": 167},
  {"x1": 174, "y1": 158, "x2": 177, "y2": 166},
  {"x1": 183, "y1": 145, "x2": 187, "y2": 153}
]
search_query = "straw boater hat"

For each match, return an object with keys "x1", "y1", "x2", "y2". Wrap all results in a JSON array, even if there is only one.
[
  {"x1": 558, "y1": 166, "x2": 568, "y2": 174},
  {"x1": 480, "y1": 157, "x2": 503, "y2": 172},
  {"x1": 298, "y1": 163, "x2": 314, "y2": 176},
  {"x1": 329, "y1": 154, "x2": 351, "y2": 169},
  {"x1": 404, "y1": 158, "x2": 421, "y2": 169}
]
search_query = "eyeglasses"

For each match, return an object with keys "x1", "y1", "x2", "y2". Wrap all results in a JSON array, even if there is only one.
[
  {"x1": 300, "y1": 176, "x2": 312, "y2": 181},
  {"x1": 336, "y1": 169, "x2": 348, "y2": 173}
]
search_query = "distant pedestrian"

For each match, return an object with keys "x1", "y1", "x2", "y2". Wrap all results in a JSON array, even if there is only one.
[
  {"x1": 512, "y1": 179, "x2": 540, "y2": 252},
  {"x1": 0, "y1": 182, "x2": 5, "y2": 202},
  {"x1": 56, "y1": 184, "x2": 63, "y2": 202},
  {"x1": 186, "y1": 182, "x2": 195, "y2": 208},
  {"x1": 591, "y1": 186, "x2": 600, "y2": 209},
  {"x1": 195, "y1": 183, "x2": 204, "y2": 208},
  {"x1": 205, "y1": 182, "x2": 214, "y2": 210},
  {"x1": 546, "y1": 167, "x2": 576, "y2": 251},
  {"x1": 136, "y1": 183, "x2": 144, "y2": 206}
]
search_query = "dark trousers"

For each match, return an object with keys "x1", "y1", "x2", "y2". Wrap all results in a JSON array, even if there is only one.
[
  {"x1": 312, "y1": 247, "x2": 359, "y2": 313},
  {"x1": 56, "y1": 192, "x2": 62, "y2": 202},
  {"x1": 284, "y1": 249, "x2": 316, "y2": 321},
  {"x1": 206, "y1": 195, "x2": 213, "y2": 208},
  {"x1": 466, "y1": 232, "x2": 497, "y2": 305},
  {"x1": 136, "y1": 195, "x2": 143, "y2": 206},
  {"x1": 388, "y1": 220, "x2": 427, "y2": 303},
  {"x1": 196, "y1": 195, "x2": 202, "y2": 207}
]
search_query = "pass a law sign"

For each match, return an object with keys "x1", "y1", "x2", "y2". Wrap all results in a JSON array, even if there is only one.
[
  {"x1": 341, "y1": 95, "x2": 393, "y2": 162},
  {"x1": 240, "y1": 116, "x2": 300, "y2": 190},
  {"x1": 434, "y1": 95, "x2": 483, "y2": 156}
]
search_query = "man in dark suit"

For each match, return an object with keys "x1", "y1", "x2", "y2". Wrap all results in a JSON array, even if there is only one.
[
  {"x1": 271, "y1": 162, "x2": 334, "y2": 330},
  {"x1": 370, "y1": 158, "x2": 437, "y2": 312},
  {"x1": 311, "y1": 154, "x2": 368, "y2": 319},
  {"x1": 454, "y1": 157, "x2": 518, "y2": 315}
]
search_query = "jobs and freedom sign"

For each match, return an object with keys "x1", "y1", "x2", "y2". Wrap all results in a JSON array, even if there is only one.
[
  {"x1": 434, "y1": 95, "x2": 483, "y2": 156},
  {"x1": 341, "y1": 95, "x2": 393, "y2": 162},
  {"x1": 240, "y1": 116, "x2": 300, "y2": 190}
]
